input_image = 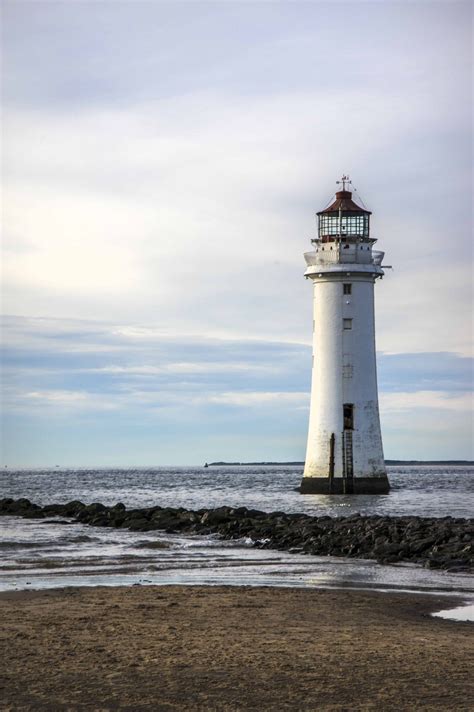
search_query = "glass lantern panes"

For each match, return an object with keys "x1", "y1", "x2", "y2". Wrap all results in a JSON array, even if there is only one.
[{"x1": 319, "y1": 213, "x2": 369, "y2": 238}]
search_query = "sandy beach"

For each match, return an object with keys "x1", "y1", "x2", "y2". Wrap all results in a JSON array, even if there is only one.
[{"x1": 0, "y1": 585, "x2": 472, "y2": 711}]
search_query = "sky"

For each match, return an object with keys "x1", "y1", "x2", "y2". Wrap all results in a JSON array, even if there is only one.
[{"x1": 1, "y1": 0, "x2": 473, "y2": 466}]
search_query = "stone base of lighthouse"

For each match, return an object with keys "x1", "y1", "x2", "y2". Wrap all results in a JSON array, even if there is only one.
[{"x1": 300, "y1": 475, "x2": 390, "y2": 495}]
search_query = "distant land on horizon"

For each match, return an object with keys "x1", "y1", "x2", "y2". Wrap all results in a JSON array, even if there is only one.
[{"x1": 207, "y1": 460, "x2": 474, "y2": 466}]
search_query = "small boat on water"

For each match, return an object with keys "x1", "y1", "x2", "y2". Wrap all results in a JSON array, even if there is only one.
[{"x1": 204, "y1": 462, "x2": 209, "y2": 468}]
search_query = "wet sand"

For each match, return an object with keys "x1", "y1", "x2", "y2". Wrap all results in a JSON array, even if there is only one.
[{"x1": 0, "y1": 585, "x2": 472, "y2": 710}]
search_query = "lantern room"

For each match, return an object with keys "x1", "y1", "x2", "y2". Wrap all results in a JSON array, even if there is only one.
[{"x1": 317, "y1": 182, "x2": 371, "y2": 242}]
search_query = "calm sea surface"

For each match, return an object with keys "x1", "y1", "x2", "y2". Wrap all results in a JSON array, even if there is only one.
[{"x1": 1, "y1": 465, "x2": 473, "y2": 596}]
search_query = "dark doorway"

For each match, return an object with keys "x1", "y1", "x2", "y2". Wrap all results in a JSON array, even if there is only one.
[{"x1": 343, "y1": 403, "x2": 354, "y2": 430}]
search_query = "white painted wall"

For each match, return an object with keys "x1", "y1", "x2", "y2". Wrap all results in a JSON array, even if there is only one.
[{"x1": 303, "y1": 265, "x2": 386, "y2": 479}]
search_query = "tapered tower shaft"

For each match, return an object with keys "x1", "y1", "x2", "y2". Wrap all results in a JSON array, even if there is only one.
[{"x1": 301, "y1": 179, "x2": 390, "y2": 494}]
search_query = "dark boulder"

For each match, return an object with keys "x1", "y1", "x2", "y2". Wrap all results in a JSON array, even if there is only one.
[{"x1": 1, "y1": 497, "x2": 472, "y2": 572}]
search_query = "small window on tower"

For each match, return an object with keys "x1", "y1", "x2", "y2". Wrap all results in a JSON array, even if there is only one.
[
  {"x1": 343, "y1": 284, "x2": 352, "y2": 295},
  {"x1": 343, "y1": 319, "x2": 352, "y2": 330},
  {"x1": 343, "y1": 404, "x2": 354, "y2": 430},
  {"x1": 343, "y1": 364, "x2": 353, "y2": 378}
]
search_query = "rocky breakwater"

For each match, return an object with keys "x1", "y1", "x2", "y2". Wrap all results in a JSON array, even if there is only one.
[{"x1": 1, "y1": 498, "x2": 472, "y2": 572}]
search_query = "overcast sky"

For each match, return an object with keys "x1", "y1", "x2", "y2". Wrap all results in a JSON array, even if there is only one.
[{"x1": 2, "y1": 0, "x2": 472, "y2": 466}]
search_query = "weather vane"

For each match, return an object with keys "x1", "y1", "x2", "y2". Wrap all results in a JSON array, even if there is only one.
[{"x1": 336, "y1": 174, "x2": 351, "y2": 191}]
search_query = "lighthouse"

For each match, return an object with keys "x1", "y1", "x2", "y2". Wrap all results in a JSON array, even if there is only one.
[{"x1": 301, "y1": 176, "x2": 390, "y2": 495}]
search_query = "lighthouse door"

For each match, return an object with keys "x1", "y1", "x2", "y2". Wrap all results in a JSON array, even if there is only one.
[
  {"x1": 343, "y1": 404, "x2": 354, "y2": 431},
  {"x1": 342, "y1": 405, "x2": 354, "y2": 493}
]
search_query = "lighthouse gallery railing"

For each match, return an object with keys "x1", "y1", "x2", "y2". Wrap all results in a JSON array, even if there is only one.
[{"x1": 304, "y1": 249, "x2": 384, "y2": 266}]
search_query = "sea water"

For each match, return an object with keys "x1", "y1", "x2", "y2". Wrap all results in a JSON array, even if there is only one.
[{"x1": 0, "y1": 465, "x2": 473, "y2": 595}]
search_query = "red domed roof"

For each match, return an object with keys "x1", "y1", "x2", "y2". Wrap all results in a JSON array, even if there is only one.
[{"x1": 318, "y1": 190, "x2": 371, "y2": 216}]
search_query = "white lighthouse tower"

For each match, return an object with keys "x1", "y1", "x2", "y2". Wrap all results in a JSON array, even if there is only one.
[{"x1": 301, "y1": 177, "x2": 390, "y2": 494}]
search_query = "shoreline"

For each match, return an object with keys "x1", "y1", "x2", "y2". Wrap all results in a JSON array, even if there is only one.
[
  {"x1": 2, "y1": 497, "x2": 473, "y2": 572},
  {"x1": 1, "y1": 585, "x2": 472, "y2": 710}
]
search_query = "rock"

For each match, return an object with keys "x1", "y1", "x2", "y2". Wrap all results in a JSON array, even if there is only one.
[
  {"x1": 1, "y1": 497, "x2": 472, "y2": 572},
  {"x1": 16, "y1": 498, "x2": 33, "y2": 509},
  {"x1": 111, "y1": 502, "x2": 126, "y2": 512},
  {"x1": 200, "y1": 507, "x2": 234, "y2": 525},
  {"x1": 63, "y1": 500, "x2": 86, "y2": 516},
  {"x1": 42, "y1": 504, "x2": 69, "y2": 516},
  {"x1": 0, "y1": 498, "x2": 42, "y2": 516},
  {"x1": 0, "y1": 498, "x2": 15, "y2": 513},
  {"x1": 86, "y1": 502, "x2": 108, "y2": 513},
  {"x1": 22, "y1": 509, "x2": 45, "y2": 519}
]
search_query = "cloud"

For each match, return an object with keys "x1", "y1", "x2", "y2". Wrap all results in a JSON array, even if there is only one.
[
  {"x1": 2, "y1": 316, "x2": 472, "y2": 464},
  {"x1": 206, "y1": 391, "x2": 308, "y2": 407},
  {"x1": 94, "y1": 362, "x2": 280, "y2": 376},
  {"x1": 1, "y1": 2, "x2": 472, "y2": 463},
  {"x1": 380, "y1": 390, "x2": 473, "y2": 413},
  {"x1": 377, "y1": 352, "x2": 472, "y2": 394},
  {"x1": 13, "y1": 389, "x2": 118, "y2": 411},
  {"x1": 3, "y1": 78, "x2": 472, "y2": 353}
]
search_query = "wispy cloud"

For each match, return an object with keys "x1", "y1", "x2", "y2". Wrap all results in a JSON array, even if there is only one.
[
  {"x1": 14, "y1": 389, "x2": 118, "y2": 411},
  {"x1": 94, "y1": 362, "x2": 281, "y2": 376},
  {"x1": 380, "y1": 391, "x2": 473, "y2": 413},
  {"x1": 206, "y1": 391, "x2": 308, "y2": 407},
  {"x1": 2, "y1": 316, "x2": 472, "y2": 464}
]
